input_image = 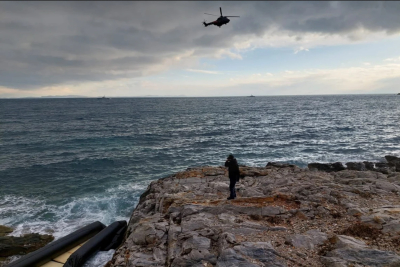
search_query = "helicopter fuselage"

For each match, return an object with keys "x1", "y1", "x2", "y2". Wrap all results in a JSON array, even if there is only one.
[{"x1": 204, "y1": 16, "x2": 230, "y2": 27}]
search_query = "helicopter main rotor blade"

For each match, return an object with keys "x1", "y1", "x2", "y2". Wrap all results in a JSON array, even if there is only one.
[
  {"x1": 204, "y1": 13, "x2": 218, "y2": 16},
  {"x1": 220, "y1": 7, "x2": 222, "y2": 16},
  {"x1": 226, "y1": 16, "x2": 240, "y2": 17}
]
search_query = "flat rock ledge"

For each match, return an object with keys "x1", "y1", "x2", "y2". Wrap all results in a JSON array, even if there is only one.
[{"x1": 107, "y1": 163, "x2": 400, "y2": 267}]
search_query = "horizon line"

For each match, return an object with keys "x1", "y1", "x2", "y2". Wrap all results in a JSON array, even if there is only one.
[
  {"x1": 0, "y1": 93, "x2": 399, "y2": 99},
  {"x1": 0, "y1": 93, "x2": 400, "y2": 99}
]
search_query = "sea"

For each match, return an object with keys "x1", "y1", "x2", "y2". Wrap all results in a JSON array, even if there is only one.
[{"x1": 1, "y1": 95, "x2": 399, "y2": 266}]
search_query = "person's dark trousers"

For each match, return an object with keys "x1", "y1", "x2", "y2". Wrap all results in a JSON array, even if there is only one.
[{"x1": 229, "y1": 178, "x2": 237, "y2": 199}]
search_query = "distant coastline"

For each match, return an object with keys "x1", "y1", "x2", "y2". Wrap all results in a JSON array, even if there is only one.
[{"x1": 40, "y1": 95, "x2": 89, "y2": 98}]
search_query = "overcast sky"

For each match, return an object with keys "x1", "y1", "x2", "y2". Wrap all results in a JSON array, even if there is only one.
[{"x1": 1, "y1": 1, "x2": 400, "y2": 97}]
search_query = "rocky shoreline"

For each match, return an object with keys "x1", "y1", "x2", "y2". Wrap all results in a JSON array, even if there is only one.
[
  {"x1": 2, "y1": 156, "x2": 400, "y2": 266},
  {"x1": 106, "y1": 155, "x2": 400, "y2": 267}
]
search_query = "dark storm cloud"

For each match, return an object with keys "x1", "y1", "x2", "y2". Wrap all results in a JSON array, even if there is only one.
[{"x1": 1, "y1": 1, "x2": 400, "y2": 90}]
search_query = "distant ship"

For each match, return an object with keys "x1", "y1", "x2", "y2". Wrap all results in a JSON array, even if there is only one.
[
  {"x1": 249, "y1": 95, "x2": 255, "y2": 97},
  {"x1": 398, "y1": 93, "x2": 400, "y2": 95},
  {"x1": 97, "y1": 96, "x2": 110, "y2": 99}
]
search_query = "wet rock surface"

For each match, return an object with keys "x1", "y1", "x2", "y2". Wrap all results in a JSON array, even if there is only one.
[
  {"x1": 0, "y1": 233, "x2": 54, "y2": 257},
  {"x1": 107, "y1": 158, "x2": 400, "y2": 267},
  {"x1": 0, "y1": 225, "x2": 54, "y2": 266},
  {"x1": 0, "y1": 226, "x2": 13, "y2": 237},
  {"x1": 308, "y1": 155, "x2": 400, "y2": 175}
]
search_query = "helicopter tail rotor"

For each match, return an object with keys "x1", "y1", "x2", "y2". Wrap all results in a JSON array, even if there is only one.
[{"x1": 203, "y1": 20, "x2": 208, "y2": 27}]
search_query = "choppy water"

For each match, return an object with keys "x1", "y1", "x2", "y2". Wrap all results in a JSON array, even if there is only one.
[{"x1": 1, "y1": 95, "x2": 399, "y2": 265}]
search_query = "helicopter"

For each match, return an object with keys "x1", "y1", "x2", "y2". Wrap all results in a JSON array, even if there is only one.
[{"x1": 203, "y1": 7, "x2": 240, "y2": 28}]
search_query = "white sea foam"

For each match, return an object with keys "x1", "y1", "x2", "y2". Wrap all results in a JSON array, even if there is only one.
[
  {"x1": 0, "y1": 181, "x2": 146, "y2": 266},
  {"x1": 83, "y1": 250, "x2": 115, "y2": 267},
  {"x1": 6, "y1": 255, "x2": 22, "y2": 264},
  {"x1": 0, "y1": 180, "x2": 146, "y2": 239},
  {"x1": 106, "y1": 181, "x2": 148, "y2": 194},
  {"x1": 0, "y1": 195, "x2": 47, "y2": 226},
  {"x1": 1, "y1": 195, "x2": 128, "y2": 266}
]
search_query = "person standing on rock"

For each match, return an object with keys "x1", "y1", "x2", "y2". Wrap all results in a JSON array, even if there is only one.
[{"x1": 225, "y1": 154, "x2": 240, "y2": 200}]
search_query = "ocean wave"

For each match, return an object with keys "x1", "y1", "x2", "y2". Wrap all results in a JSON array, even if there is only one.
[{"x1": 0, "y1": 180, "x2": 145, "y2": 239}]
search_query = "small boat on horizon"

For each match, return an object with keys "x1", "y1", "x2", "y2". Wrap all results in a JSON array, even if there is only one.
[
  {"x1": 97, "y1": 96, "x2": 110, "y2": 99},
  {"x1": 249, "y1": 95, "x2": 255, "y2": 97}
]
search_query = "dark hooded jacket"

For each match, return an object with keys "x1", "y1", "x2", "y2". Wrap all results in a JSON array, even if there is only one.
[{"x1": 225, "y1": 157, "x2": 240, "y2": 180}]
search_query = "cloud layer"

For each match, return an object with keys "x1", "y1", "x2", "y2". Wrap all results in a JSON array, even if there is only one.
[{"x1": 1, "y1": 1, "x2": 400, "y2": 92}]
